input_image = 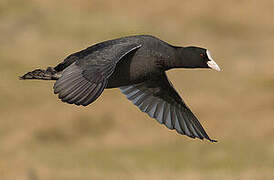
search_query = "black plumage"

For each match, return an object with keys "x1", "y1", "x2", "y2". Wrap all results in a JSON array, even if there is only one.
[{"x1": 20, "y1": 35, "x2": 221, "y2": 142}]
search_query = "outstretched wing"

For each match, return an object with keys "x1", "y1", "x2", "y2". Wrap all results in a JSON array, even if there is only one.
[
  {"x1": 120, "y1": 73, "x2": 216, "y2": 142},
  {"x1": 54, "y1": 43, "x2": 141, "y2": 106}
]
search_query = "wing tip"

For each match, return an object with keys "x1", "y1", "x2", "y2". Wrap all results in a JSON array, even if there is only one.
[
  {"x1": 175, "y1": 128, "x2": 218, "y2": 143},
  {"x1": 198, "y1": 136, "x2": 218, "y2": 143},
  {"x1": 208, "y1": 138, "x2": 218, "y2": 143}
]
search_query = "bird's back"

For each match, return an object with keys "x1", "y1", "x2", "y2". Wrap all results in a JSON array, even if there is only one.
[{"x1": 54, "y1": 35, "x2": 174, "y2": 72}]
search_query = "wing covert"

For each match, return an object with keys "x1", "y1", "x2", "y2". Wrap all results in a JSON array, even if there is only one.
[{"x1": 54, "y1": 43, "x2": 142, "y2": 106}]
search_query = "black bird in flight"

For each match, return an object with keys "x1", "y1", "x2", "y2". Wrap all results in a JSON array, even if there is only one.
[{"x1": 20, "y1": 35, "x2": 221, "y2": 142}]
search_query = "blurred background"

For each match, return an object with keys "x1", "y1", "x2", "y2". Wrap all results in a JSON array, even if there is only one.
[{"x1": 1, "y1": 0, "x2": 274, "y2": 179}]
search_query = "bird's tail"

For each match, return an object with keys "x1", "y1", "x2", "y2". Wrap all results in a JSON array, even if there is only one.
[{"x1": 19, "y1": 67, "x2": 61, "y2": 80}]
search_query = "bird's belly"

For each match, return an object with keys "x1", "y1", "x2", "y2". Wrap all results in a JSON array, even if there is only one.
[
  {"x1": 106, "y1": 56, "x2": 159, "y2": 88},
  {"x1": 106, "y1": 65, "x2": 146, "y2": 88}
]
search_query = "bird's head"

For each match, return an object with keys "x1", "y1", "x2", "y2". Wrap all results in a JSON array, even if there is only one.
[{"x1": 177, "y1": 46, "x2": 221, "y2": 71}]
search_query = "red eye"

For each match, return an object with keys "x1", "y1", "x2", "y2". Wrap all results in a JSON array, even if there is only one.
[{"x1": 200, "y1": 53, "x2": 204, "y2": 58}]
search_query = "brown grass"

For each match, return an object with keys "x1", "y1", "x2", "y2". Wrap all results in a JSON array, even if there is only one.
[{"x1": 1, "y1": 0, "x2": 274, "y2": 179}]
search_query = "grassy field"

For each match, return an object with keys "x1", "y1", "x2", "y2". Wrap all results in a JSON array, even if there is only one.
[{"x1": 1, "y1": 0, "x2": 274, "y2": 179}]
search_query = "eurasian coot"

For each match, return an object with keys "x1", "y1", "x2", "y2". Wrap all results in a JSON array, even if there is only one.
[{"x1": 20, "y1": 35, "x2": 221, "y2": 142}]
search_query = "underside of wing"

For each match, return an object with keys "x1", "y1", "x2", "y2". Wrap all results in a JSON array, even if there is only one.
[{"x1": 120, "y1": 74, "x2": 216, "y2": 142}]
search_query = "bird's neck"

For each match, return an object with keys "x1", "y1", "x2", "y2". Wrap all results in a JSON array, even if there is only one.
[
  {"x1": 172, "y1": 47, "x2": 198, "y2": 69},
  {"x1": 159, "y1": 47, "x2": 188, "y2": 70},
  {"x1": 155, "y1": 47, "x2": 198, "y2": 71}
]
